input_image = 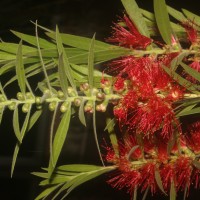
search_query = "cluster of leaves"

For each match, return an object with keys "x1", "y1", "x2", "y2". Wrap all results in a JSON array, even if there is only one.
[{"x1": 0, "y1": 0, "x2": 200, "y2": 200}]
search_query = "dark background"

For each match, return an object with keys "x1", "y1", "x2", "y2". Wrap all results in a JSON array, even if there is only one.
[{"x1": 0, "y1": 0, "x2": 200, "y2": 199}]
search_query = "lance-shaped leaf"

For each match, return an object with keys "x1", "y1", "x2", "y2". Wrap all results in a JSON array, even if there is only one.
[
  {"x1": 78, "y1": 99, "x2": 86, "y2": 126},
  {"x1": 58, "y1": 53, "x2": 68, "y2": 97},
  {"x1": 46, "y1": 32, "x2": 112, "y2": 50},
  {"x1": 142, "y1": 187, "x2": 149, "y2": 200},
  {"x1": 16, "y1": 40, "x2": 26, "y2": 94},
  {"x1": 92, "y1": 101, "x2": 104, "y2": 166},
  {"x1": 155, "y1": 169, "x2": 167, "y2": 195},
  {"x1": 154, "y1": 0, "x2": 172, "y2": 45},
  {"x1": 181, "y1": 62, "x2": 200, "y2": 83},
  {"x1": 193, "y1": 160, "x2": 200, "y2": 170},
  {"x1": 56, "y1": 26, "x2": 77, "y2": 93},
  {"x1": 170, "y1": 180, "x2": 176, "y2": 200},
  {"x1": 13, "y1": 105, "x2": 22, "y2": 142},
  {"x1": 88, "y1": 34, "x2": 95, "y2": 89},
  {"x1": 11, "y1": 30, "x2": 56, "y2": 49},
  {"x1": 167, "y1": 6, "x2": 187, "y2": 22},
  {"x1": 11, "y1": 104, "x2": 32, "y2": 177},
  {"x1": 121, "y1": 0, "x2": 150, "y2": 37},
  {"x1": 48, "y1": 103, "x2": 71, "y2": 177},
  {"x1": 176, "y1": 106, "x2": 200, "y2": 117},
  {"x1": 105, "y1": 118, "x2": 118, "y2": 155},
  {"x1": 162, "y1": 65, "x2": 200, "y2": 94},
  {"x1": 182, "y1": 9, "x2": 200, "y2": 28},
  {"x1": 35, "y1": 184, "x2": 62, "y2": 200}
]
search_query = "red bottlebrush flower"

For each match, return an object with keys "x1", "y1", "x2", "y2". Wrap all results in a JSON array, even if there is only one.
[
  {"x1": 190, "y1": 60, "x2": 200, "y2": 72},
  {"x1": 139, "y1": 163, "x2": 157, "y2": 194},
  {"x1": 182, "y1": 21, "x2": 199, "y2": 44},
  {"x1": 175, "y1": 156, "x2": 192, "y2": 191},
  {"x1": 113, "y1": 105, "x2": 127, "y2": 128},
  {"x1": 113, "y1": 77, "x2": 125, "y2": 92},
  {"x1": 107, "y1": 15, "x2": 152, "y2": 49},
  {"x1": 127, "y1": 97, "x2": 177, "y2": 138},
  {"x1": 160, "y1": 164, "x2": 174, "y2": 191},
  {"x1": 185, "y1": 121, "x2": 200, "y2": 153}
]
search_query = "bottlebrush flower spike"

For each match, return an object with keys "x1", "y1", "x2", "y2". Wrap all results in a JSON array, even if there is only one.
[
  {"x1": 182, "y1": 21, "x2": 199, "y2": 45},
  {"x1": 107, "y1": 15, "x2": 152, "y2": 49}
]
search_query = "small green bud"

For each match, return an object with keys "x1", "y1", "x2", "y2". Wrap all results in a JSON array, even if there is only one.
[
  {"x1": 103, "y1": 87, "x2": 111, "y2": 95},
  {"x1": 35, "y1": 97, "x2": 42, "y2": 105},
  {"x1": 84, "y1": 101, "x2": 93, "y2": 113},
  {"x1": 57, "y1": 90, "x2": 64, "y2": 99},
  {"x1": 25, "y1": 92, "x2": 33, "y2": 99},
  {"x1": 96, "y1": 92, "x2": 105, "y2": 101},
  {"x1": 22, "y1": 103, "x2": 30, "y2": 113},
  {"x1": 80, "y1": 83, "x2": 89, "y2": 92},
  {"x1": 17, "y1": 92, "x2": 25, "y2": 101},
  {"x1": 73, "y1": 98, "x2": 81, "y2": 107},
  {"x1": 60, "y1": 102, "x2": 69, "y2": 113},
  {"x1": 48, "y1": 102, "x2": 56, "y2": 111},
  {"x1": 0, "y1": 95, "x2": 6, "y2": 102},
  {"x1": 67, "y1": 87, "x2": 76, "y2": 97},
  {"x1": 8, "y1": 102, "x2": 16, "y2": 110}
]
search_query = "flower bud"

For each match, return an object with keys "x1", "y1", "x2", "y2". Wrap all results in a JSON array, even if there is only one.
[
  {"x1": 48, "y1": 101, "x2": 56, "y2": 111},
  {"x1": 8, "y1": 102, "x2": 16, "y2": 110},
  {"x1": 17, "y1": 92, "x2": 25, "y2": 101},
  {"x1": 22, "y1": 103, "x2": 30, "y2": 113},
  {"x1": 67, "y1": 87, "x2": 76, "y2": 97},
  {"x1": 0, "y1": 95, "x2": 6, "y2": 102},
  {"x1": 60, "y1": 102, "x2": 69, "y2": 113},
  {"x1": 35, "y1": 97, "x2": 42, "y2": 105},
  {"x1": 57, "y1": 90, "x2": 64, "y2": 99},
  {"x1": 74, "y1": 98, "x2": 81, "y2": 107}
]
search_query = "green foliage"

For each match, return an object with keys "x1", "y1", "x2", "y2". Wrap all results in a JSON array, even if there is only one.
[{"x1": 1, "y1": 0, "x2": 200, "y2": 200}]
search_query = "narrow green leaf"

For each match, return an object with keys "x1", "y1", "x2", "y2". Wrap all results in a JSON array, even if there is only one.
[
  {"x1": 46, "y1": 32, "x2": 112, "y2": 50},
  {"x1": 170, "y1": 52, "x2": 189, "y2": 71},
  {"x1": 78, "y1": 99, "x2": 86, "y2": 126},
  {"x1": 183, "y1": 186, "x2": 188, "y2": 200},
  {"x1": 0, "y1": 42, "x2": 36, "y2": 54},
  {"x1": 0, "y1": 107, "x2": 4, "y2": 125},
  {"x1": 11, "y1": 30, "x2": 56, "y2": 49},
  {"x1": 192, "y1": 160, "x2": 200, "y2": 170},
  {"x1": 121, "y1": 0, "x2": 150, "y2": 37},
  {"x1": 31, "y1": 171, "x2": 49, "y2": 179},
  {"x1": 92, "y1": 101, "x2": 104, "y2": 166},
  {"x1": 57, "y1": 164, "x2": 102, "y2": 172},
  {"x1": 170, "y1": 180, "x2": 176, "y2": 200},
  {"x1": 35, "y1": 21, "x2": 52, "y2": 92},
  {"x1": 181, "y1": 62, "x2": 200, "y2": 82},
  {"x1": 176, "y1": 104, "x2": 197, "y2": 117},
  {"x1": 182, "y1": 9, "x2": 200, "y2": 28},
  {"x1": 132, "y1": 186, "x2": 137, "y2": 200},
  {"x1": 167, "y1": 6, "x2": 187, "y2": 22},
  {"x1": 13, "y1": 105, "x2": 21, "y2": 142},
  {"x1": 48, "y1": 103, "x2": 71, "y2": 177},
  {"x1": 155, "y1": 169, "x2": 167, "y2": 195},
  {"x1": 16, "y1": 40, "x2": 26, "y2": 94},
  {"x1": 105, "y1": 118, "x2": 118, "y2": 154},
  {"x1": 62, "y1": 167, "x2": 114, "y2": 199},
  {"x1": 35, "y1": 184, "x2": 62, "y2": 200},
  {"x1": 177, "y1": 106, "x2": 200, "y2": 116},
  {"x1": 162, "y1": 65, "x2": 200, "y2": 94},
  {"x1": 154, "y1": 0, "x2": 172, "y2": 44},
  {"x1": 88, "y1": 34, "x2": 95, "y2": 88},
  {"x1": 27, "y1": 109, "x2": 42, "y2": 131},
  {"x1": 127, "y1": 145, "x2": 139, "y2": 160},
  {"x1": 11, "y1": 105, "x2": 32, "y2": 177},
  {"x1": 49, "y1": 103, "x2": 59, "y2": 173},
  {"x1": 56, "y1": 26, "x2": 77, "y2": 93},
  {"x1": 142, "y1": 187, "x2": 149, "y2": 200},
  {"x1": 58, "y1": 53, "x2": 68, "y2": 97}
]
